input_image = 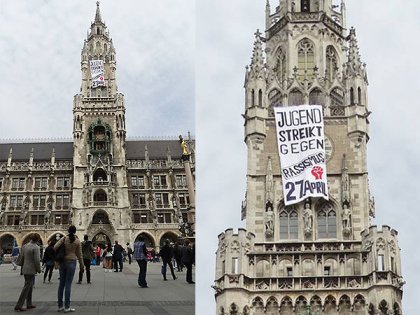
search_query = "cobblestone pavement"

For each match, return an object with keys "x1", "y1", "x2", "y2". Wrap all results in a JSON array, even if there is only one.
[{"x1": 0, "y1": 261, "x2": 194, "y2": 315}]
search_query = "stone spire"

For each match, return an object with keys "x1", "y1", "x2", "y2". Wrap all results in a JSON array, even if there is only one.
[
  {"x1": 248, "y1": 30, "x2": 265, "y2": 80},
  {"x1": 265, "y1": 0, "x2": 271, "y2": 30},
  {"x1": 345, "y1": 27, "x2": 366, "y2": 80},
  {"x1": 95, "y1": 1, "x2": 102, "y2": 23}
]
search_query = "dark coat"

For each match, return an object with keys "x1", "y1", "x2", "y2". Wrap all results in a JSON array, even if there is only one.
[
  {"x1": 113, "y1": 244, "x2": 124, "y2": 259},
  {"x1": 181, "y1": 245, "x2": 193, "y2": 264},
  {"x1": 159, "y1": 244, "x2": 173, "y2": 263},
  {"x1": 42, "y1": 245, "x2": 55, "y2": 264}
]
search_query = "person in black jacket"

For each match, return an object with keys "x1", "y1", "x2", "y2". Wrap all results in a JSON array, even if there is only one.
[
  {"x1": 159, "y1": 240, "x2": 177, "y2": 281},
  {"x1": 173, "y1": 242, "x2": 183, "y2": 272},
  {"x1": 42, "y1": 239, "x2": 56, "y2": 283},
  {"x1": 181, "y1": 240, "x2": 194, "y2": 284},
  {"x1": 112, "y1": 241, "x2": 124, "y2": 272}
]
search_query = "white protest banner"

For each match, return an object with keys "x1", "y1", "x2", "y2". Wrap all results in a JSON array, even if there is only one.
[
  {"x1": 90, "y1": 59, "x2": 105, "y2": 88},
  {"x1": 274, "y1": 105, "x2": 328, "y2": 206}
]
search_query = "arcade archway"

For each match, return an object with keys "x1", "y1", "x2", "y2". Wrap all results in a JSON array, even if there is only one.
[
  {"x1": 135, "y1": 232, "x2": 156, "y2": 249},
  {"x1": 159, "y1": 232, "x2": 180, "y2": 247},
  {"x1": 0, "y1": 234, "x2": 16, "y2": 254}
]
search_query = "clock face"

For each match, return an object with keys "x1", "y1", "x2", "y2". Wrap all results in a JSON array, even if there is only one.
[{"x1": 324, "y1": 135, "x2": 333, "y2": 162}]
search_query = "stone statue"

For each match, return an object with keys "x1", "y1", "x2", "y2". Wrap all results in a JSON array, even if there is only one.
[
  {"x1": 79, "y1": 212, "x2": 82, "y2": 226},
  {"x1": 24, "y1": 195, "x2": 30, "y2": 210},
  {"x1": 44, "y1": 209, "x2": 51, "y2": 226},
  {"x1": 0, "y1": 209, "x2": 4, "y2": 225},
  {"x1": 265, "y1": 203, "x2": 274, "y2": 237},
  {"x1": 342, "y1": 203, "x2": 352, "y2": 229},
  {"x1": 303, "y1": 202, "x2": 313, "y2": 232}
]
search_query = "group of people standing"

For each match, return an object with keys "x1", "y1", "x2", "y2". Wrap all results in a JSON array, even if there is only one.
[
  {"x1": 10, "y1": 226, "x2": 195, "y2": 312},
  {"x1": 14, "y1": 225, "x2": 85, "y2": 312}
]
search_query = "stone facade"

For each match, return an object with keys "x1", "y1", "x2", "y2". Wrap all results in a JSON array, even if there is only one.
[
  {"x1": 214, "y1": 1, "x2": 403, "y2": 314},
  {"x1": 0, "y1": 3, "x2": 195, "y2": 253}
]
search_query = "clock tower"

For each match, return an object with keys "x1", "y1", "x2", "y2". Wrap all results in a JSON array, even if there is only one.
[
  {"x1": 72, "y1": 2, "x2": 129, "y2": 239},
  {"x1": 214, "y1": 1, "x2": 404, "y2": 314}
]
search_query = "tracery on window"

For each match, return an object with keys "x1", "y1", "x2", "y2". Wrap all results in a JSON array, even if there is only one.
[
  {"x1": 297, "y1": 39, "x2": 315, "y2": 81},
  {"x1": 326, "y1": 46, "x2": 338, "y2": 82},
  {"x1": 317, "y1": 205, "x2": 337, "y2": 238},
  {"x1": 275, "y1": 48, "x2": 287, "y2": 83},
  {"x1": 279, "y1": 209, "x2": 298, "y2": 239}
]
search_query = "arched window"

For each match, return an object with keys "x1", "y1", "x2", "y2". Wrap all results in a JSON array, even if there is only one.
[
  {"x1": 297, "y1": 39, "x2": 315, "y2": 81},
  {"x1": 288, "y1": 88, "x2": 305, "y2": 106},
  {"x1": 326, "y1": 46, "x2": 338, "y2": 82},
  {"x1": 275, "y1": 48, "x2": 286, "y2": 83},
  {"x1": 251, "y1": 89, "x2": 255, "y2": 107},
  {"x1": 350, "y1": 87, "x2": 355, "y2": 105},
  {"x1": 279, "y1": 209, "x2": 298, "y2": 239},
  {"x1": 258, "y1": 89, "x2": 263, "y2": 106},
  {"x1": 93, "y1": 168, "x2": 107, "y2": 182},
  {"x1": 268, "y1": 89, "x2": 283, "y2": 117},
  {"x1": 317, "y1": 206, "x2": 337, "y2": 238},
  {"x1": 330, "y1": 87, "x2": 345, "y2": 107},
  {"x1": 92, "y1": 210, "x2": 110, "y2": 224},
  {"x1": 309, "y1": 88, "x2": 325, "y2": 106},
  {"x1": 301, "y1": 0, "x2": 310, "y2": 12},
  {"x1": 358, "y1": 87, "x2": 362, "y2": 105}
]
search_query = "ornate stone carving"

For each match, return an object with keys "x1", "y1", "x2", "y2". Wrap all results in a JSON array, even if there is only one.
[
  {"x1": 256, "y1": 280, "x2": 269, "y2": 290},
  {"x1": 231, "y1": 240, "x2": 240, "y2": 253}
]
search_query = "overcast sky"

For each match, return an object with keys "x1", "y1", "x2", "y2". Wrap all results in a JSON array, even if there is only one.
[
  {"x1": 0, "y1": 0, "x2": 194, "y2": 140},
  {"x1": 0, "y1": 0, "x2": 419, "y2": 314},
  {"x1": 196, "y1": 1, "x2": 420, "y2": 314}
]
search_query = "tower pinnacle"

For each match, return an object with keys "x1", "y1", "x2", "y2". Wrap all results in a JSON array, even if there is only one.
[
  {"x1": 95, "y1": 1, "x2": 102, "y2": 23},
  {"x1": 248, "y1": 30, "x2": 265, "y2": 80},
  {"x1": 345, "y1": 27, "x2": 366, "y2": 80}
]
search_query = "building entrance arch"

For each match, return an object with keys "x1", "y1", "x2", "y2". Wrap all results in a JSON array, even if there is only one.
[
  {"x1": 0, "y1": 233, "x2": 16, "y2": 254},
  {"x1": 92, "y1": 232, "x2": 111, "y2": 248}
]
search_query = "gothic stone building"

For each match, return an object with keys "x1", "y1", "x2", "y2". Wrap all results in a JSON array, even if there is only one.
[
  {"x1": 0, "y1": 4, "x2": 194, "y2": 253},
  {"x1": 214, "y1": 1, "x2": 404, "y2": 314}
]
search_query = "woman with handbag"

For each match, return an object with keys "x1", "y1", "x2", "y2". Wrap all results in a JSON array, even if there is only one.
[
  {"x1": 103, "y1": 242, "x2": 113, "y2": 272},
  {"x1": 54, "y1": 225, "x2": 84, "y2": 313}
]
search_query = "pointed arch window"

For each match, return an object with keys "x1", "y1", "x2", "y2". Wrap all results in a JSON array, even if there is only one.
[
  {"x1": 288, "y1": 88, "x2": 305, "y2": 106},
  {"x1": 358, "y1": 87, "x2": 362, "y2": 105},
  {"x1": 326, "y1": 46, "x2": 338, "y2": 82},
  {"x1": 268, "y1": 89, "x2": 283, "y2": 117},
  {"x1": 317, "y1": 206, "x2": 337, "y2": 238},
  {"x1": 301, "y1": 0, "x2": 310, "y2": 12},
  {"x1": 258, "y1": 89, "x2": 263, "y2": 106},
  {"x1": 297, "y1": 39, "x2": 315, "y2": 81},
  {"x1": 275, "y1": 48, "x2": 287, "y2": 83},
  {"x1": 280, "y1": 209, "x2": 298, "y2": 239},
  {"x1": 251, "y1": 89, "x2": 255, "y2": 107},
  {"x1": 350, "y1": 87, "x2": 355, "y2": 105},
  {"x1": 309, "y1": 88, "x2": 325, "y2": 106}
]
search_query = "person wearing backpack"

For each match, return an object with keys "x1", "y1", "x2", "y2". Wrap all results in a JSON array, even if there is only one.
[{"x1": 77, "y1": 235, "x2": 94, "y2": 284}]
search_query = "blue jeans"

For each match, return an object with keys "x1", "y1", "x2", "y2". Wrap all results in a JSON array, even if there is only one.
[{"x1": 57, "y1": 260, "x2": 76, "y2": 309}]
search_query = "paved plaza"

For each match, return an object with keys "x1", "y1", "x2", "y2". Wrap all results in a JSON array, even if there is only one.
[{"x1": 0, "y1": 261, "x2": 194, "y2": 315}]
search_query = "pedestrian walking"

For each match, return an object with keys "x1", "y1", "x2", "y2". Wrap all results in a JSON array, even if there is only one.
[
  {"x1": 14, "y1": 234, "x2": 41, "y2": 312},
  {"x1": 133, "y1": 236, "x2": 148, "y2": 288},
  {"x1": 77, "y1": 235, "x2": 94, "y2": 284},
  {"x1": 181, "y1": 240, "x2": 194, "y2": 284},
  {"x1": 95, "y1": 245, "x2": 101, "y2": 266},
  {"x1": 173, "y1": 242, "x2": 183, "y2": 272},
  {"x1": 54, "y1": 225, "x2": 84, "y2": 313},
  {"x1": 11, "y1": 245, "x2": 20, "y2": 270},
  {"x1": 103, "y1": 243, "x2": 113, "y2": 272},
  {"x1": 42, "y1": 240, "x2": 56, "y2": 283},
  {"x1": 126, "y1": 243, "x2": 132, "y2": 264},
  {"x1": 159, "y1": 240, "x2": 177, "y2": 281},
  {"x1": 112, "y1": 241, "x2": 124, "y2": 272}
]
